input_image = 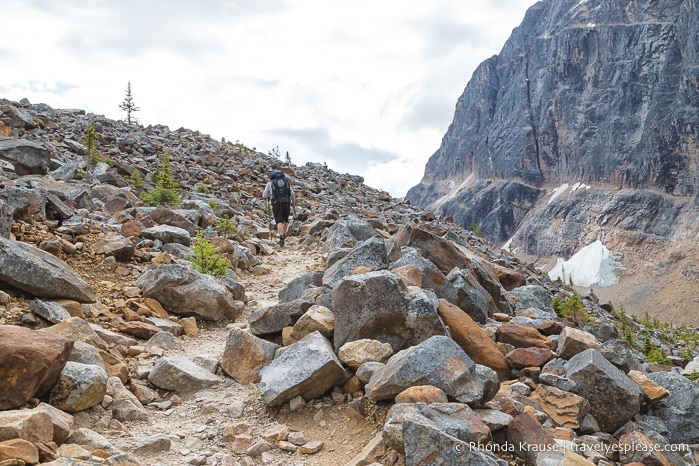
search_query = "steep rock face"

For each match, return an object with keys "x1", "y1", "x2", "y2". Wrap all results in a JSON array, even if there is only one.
[{"x1": 406, "y1": 0, "x2": 699, "y2": 318}]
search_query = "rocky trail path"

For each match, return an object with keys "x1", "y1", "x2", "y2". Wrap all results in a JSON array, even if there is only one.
[{"x1": 101, "y1": 236, "x2": 382, "y2": 466}]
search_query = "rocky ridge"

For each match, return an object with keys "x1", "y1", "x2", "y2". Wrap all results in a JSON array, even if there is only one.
[
  {"x1": 404, "y1": 0, "x2": 699, "y2": 324},
  {"x1": 0, "y1": 97, "x2": 698, "y2": 466}
]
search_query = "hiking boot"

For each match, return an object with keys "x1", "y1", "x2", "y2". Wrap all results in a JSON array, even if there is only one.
[{"x1": 278, "y1": 234, "x2": 285, "y2": 246}]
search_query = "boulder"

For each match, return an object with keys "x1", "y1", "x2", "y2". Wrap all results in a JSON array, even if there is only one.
[
  {"x1": 445, "y1": 267, "x2": 500, "y2": 323},
  {"x1": 289, "y1": 305, "x2": 334, "y2": 341},
  {"x1": 258, "y1": 332, "x2": 345, "y2": 406},
  {"x1": 496, "y1": 322, "x2": 553, "y2": 349},
  {"x1": 0, "y1": 438, "x2": 39, "y2": 465},
  {"x1": 107, "y1": 376, "x2": 148, "y2": 422},
  {"x1": 148, "y1": 355, "x2": 223, "y2": 392},
  {"x1": 563, "y1": 349, "x2": 642, "y2": 433},
  {"x1": 44, "y1": 317, "x2": 108, "y2": 351},
  {"x1": 332, "y1": 270, "x2": 446, "y2": 352},
  {"x1": 403, "y1": 419, "x2": 506, "y2": 465},
  {"x1": 366, "y1": 335, "x2": 498, "y2": 407},
  {"x1": 47, "y1": 362, "x2": 108, "y2": 413},
  {"x1": 506, "y1": 412, "x2": 557, "y2": 465},
  {"x1": 394, "y1": 385, "x2": 449, "y2": 404},
  {"x1": 437, "y1": 299, "x2": 510, "y2": 381},
  {"x1": 647, "y1": 370, "x2": 699, "y2": 444},
  {"x1": 338, "y1": 339, "x2": 393, "y2": 370},
  {"x1": 0, "y1": 237, "x2": 96, "y2": 302},
  {"x1": 505, "y1": 347, "x2": 554, "y2": 370},
  {"x1": 0, "y1": 138, "x2": 50, "y2": 175},
  {"x1": 383, "y1": 402, "x2": 491, "y2": 455},
  {"x1": 28, "y1": 299, "x2": 71, "y2": 324},
  {"x1": 248, "y1": 298, "x2": 313, "y2": 335},
  {"x1": 0, "y1": 408, "x2": 53, "y2": 444},
  {"x1": 557, "y1": 326, "x2": 601, "y2": 359},
  {"x1": 33, "y1": 403, "x2": 74, "y2": 444},
  {"x1": 0, "y1": 325, "x2": 74, "y2": 410},
  {"x1": 322, "y1": 236, "x2": 401, "y2": 287},
  {"x1": 135, "y1": 264, "x2": 242, "y2": 321},
  {"x1": 220, "y1": 328, "x2": 280, "y2": 384},
  {"x1": 91, "y1": 234, "x2": 134, "y2": 262},
  {"x1": 141, "y1": 224, "x2": 192, "y2": 246},
  {"x1": 528, "y1": 384, "x2": 590, "y2": 430}
]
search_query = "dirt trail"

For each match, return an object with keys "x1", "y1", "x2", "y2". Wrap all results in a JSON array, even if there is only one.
[{"x1": 103, "y1": 236, "x2": 382, "y2": 466}]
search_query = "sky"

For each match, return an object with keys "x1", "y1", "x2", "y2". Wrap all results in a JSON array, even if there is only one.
[{"x1": 1, "y1": 0, "x2": 536, "y2": 197}]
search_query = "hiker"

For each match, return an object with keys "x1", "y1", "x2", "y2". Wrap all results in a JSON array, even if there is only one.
[{"x1": 262, "y1": 167, "x2": 295, "y2": 246}]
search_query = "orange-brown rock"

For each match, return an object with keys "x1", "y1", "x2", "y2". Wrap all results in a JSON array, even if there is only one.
[
  {"x1": 0, "y1": 438, "x2": 39, "y2": 464},
  {"x1": 437, "y1": 299, "x2": 510, "y2": 381},
  {"x1": 343, "y1": 376, "x2": 364, "y2": 395},
  {"x1": 507, "y1": 412, "x2": 557, "y2": 465},
  {"x1": 496, "y1": 322, "x2": 554, "y2": 349},
  {"x1": 394, "y1": 385, "x2": 449, "y2": 404},
  {"x1": 492, "y1": 264, "x2": 526, "y2": 291},
  {"x1": 390, "y1": 264, "x2": 423, "y2": 287},
  {"x1": 116, "y1": 321, "x2": 161, "y2": 339},
  {"x1": 618, "y1": 431, "x2": 671, "y2": 466},
  {"x1": 352, "y1": 266, "x2": 372, "y2": 275},
  {"x1": 143, "y1": 298, "x2": 169, "y2": 319},
  {"x1": 529, "y1": 384, "x2": 590, "y2": 429},
  {"x1": 0, "y1": 325, "x2": 74, "y2": 410},
  {"x1": 627, "y1": 370, "x2": 669, "y2": 404},
  {"x1": 505, "y1": 347, "x2": 554, "y2": 370}
]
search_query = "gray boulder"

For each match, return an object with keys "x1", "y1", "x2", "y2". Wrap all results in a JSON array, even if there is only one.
[
  {"x1": 258, "y1": 332, "x2": 345, "y2": 406},
  {"x1": 322, "y1": 236, "x2": 401, "y2": 287},
  {"x1": 135, "y1": 264, "x2": 242, "y2": 321},
  {"x1": 332, "y1": 270, "x2": 446, "y2": 352},
  {"x1": 383, "y1": 402, "x2": 492, "y2": 455},
  {"x1": 248, "y1": 298, "x2": 314, "y2": 336},
  {"x1": 48, "y1": 362, "x2": 108, "y2": 413},
  {"x1": 507, "y1": 285, "x2": 554, "y2": 313},
  {"x1": 403, "y1": 419, "x2": 506, "y2": 465},
  {"x1": 0, "y1": 237, "x2": 96, "y2": 302},
  {"x1": 29, "y1": 300, "x2": 71, "y2": 324},
  {"x1": 91, "y1": 234, "x2": 134, "y2": 262},
  {"x1": 446, "y1": 268, "x2": 499, "y2": 324},
  {"x1": 647, "y1": 370, "x2": 699, "y2": 444},
  {"x1": 148, "y1": 355, "x2": 223, "y2": 392},
  {"x1": 278, "y1": 271, "x2": 324, "y2": 303},
  {"x1": 366, "y1": 335, "x2": 497, "y2": 407},
  {"x1": 141, "y1": 225, "x2": 192, "y2": 246},
  {"x1": 563, "y1": 349, "x2": 642, "y2": 433},
  {"x1": 0, "y1": 139, "x2": 51, "y2": 175}
]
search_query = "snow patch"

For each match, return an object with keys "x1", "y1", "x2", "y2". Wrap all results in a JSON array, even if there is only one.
[
  {"x1": 548, "y1": 240, "x2": 624, "y2": 287},
  {"x1": 548, "y1": 183, "x2": 570, "y2": 204}
]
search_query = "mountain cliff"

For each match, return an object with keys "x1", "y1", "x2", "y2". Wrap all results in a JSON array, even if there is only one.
[{"x1": 406, "y1": 0, "x2": 699, "y2": 321}]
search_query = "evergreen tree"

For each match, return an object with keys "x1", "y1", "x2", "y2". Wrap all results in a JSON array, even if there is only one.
[
  {"x1": 119, "y1": 81, "x2": 140, "y2": 125},
  {"x1": 285, "y1": 151, "x2": 291, "y2": 165}
]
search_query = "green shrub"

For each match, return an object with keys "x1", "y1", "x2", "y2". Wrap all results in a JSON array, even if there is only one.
[
  {"x1": 190, "y1": 231, "x2": 230, "y2": 277},
  {"x1": 213, "y1": 215, "x2": 238, "y2": 238},
  {"x1": 195, "y1": 184, "x2": 210, "y2": 194},
  {"x1": 126, "y1": 169, "x2": 144, "y2": 192},
  {"x1": 140, "y1": 152, "x2": 181, "y2": 207},
  {"x1": 83, "y1": 124, "x2": 114, "y2": 166}
]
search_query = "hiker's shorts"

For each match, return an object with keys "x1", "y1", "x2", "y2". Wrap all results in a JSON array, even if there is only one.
[{"x1": 273, "y1": 201, "x2": 291, "y2": 224}]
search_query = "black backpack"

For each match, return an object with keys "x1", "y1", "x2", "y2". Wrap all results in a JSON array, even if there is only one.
[{"x1": 269, "y1": 169, "x2": 291, "y2": 203}]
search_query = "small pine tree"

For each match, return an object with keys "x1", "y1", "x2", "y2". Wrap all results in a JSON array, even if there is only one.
[
  {"x1": 83, "y1": 124, "x2": 100, "y2": 165},
  {"x1": 190, "y1": 231, "x2": 230, "y2": 277},
  {"x1": 268, "y1": 145, "x2": 281, "y2": 158},
  {"x1": 285, "y1": 151, "x2": 291, "y2": 165},
  {"x1": 126, "y1": 169, "x2": 144, "y2": 193},
  {"x1": 119, "y1": 81, "x2": 140, "y2": 125},
  {"x1": 140, "y1": 152, "x2": 181, "y2": 206}
]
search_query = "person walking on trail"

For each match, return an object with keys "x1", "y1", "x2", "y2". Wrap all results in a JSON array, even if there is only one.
[{"x1": 262, "y1": 167, "x2": 295, "y2": 247}]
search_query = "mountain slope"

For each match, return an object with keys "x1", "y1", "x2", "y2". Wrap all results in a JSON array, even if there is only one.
[{"x1": 405, "y1": 0, "x2": 699, "y2": 323}]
